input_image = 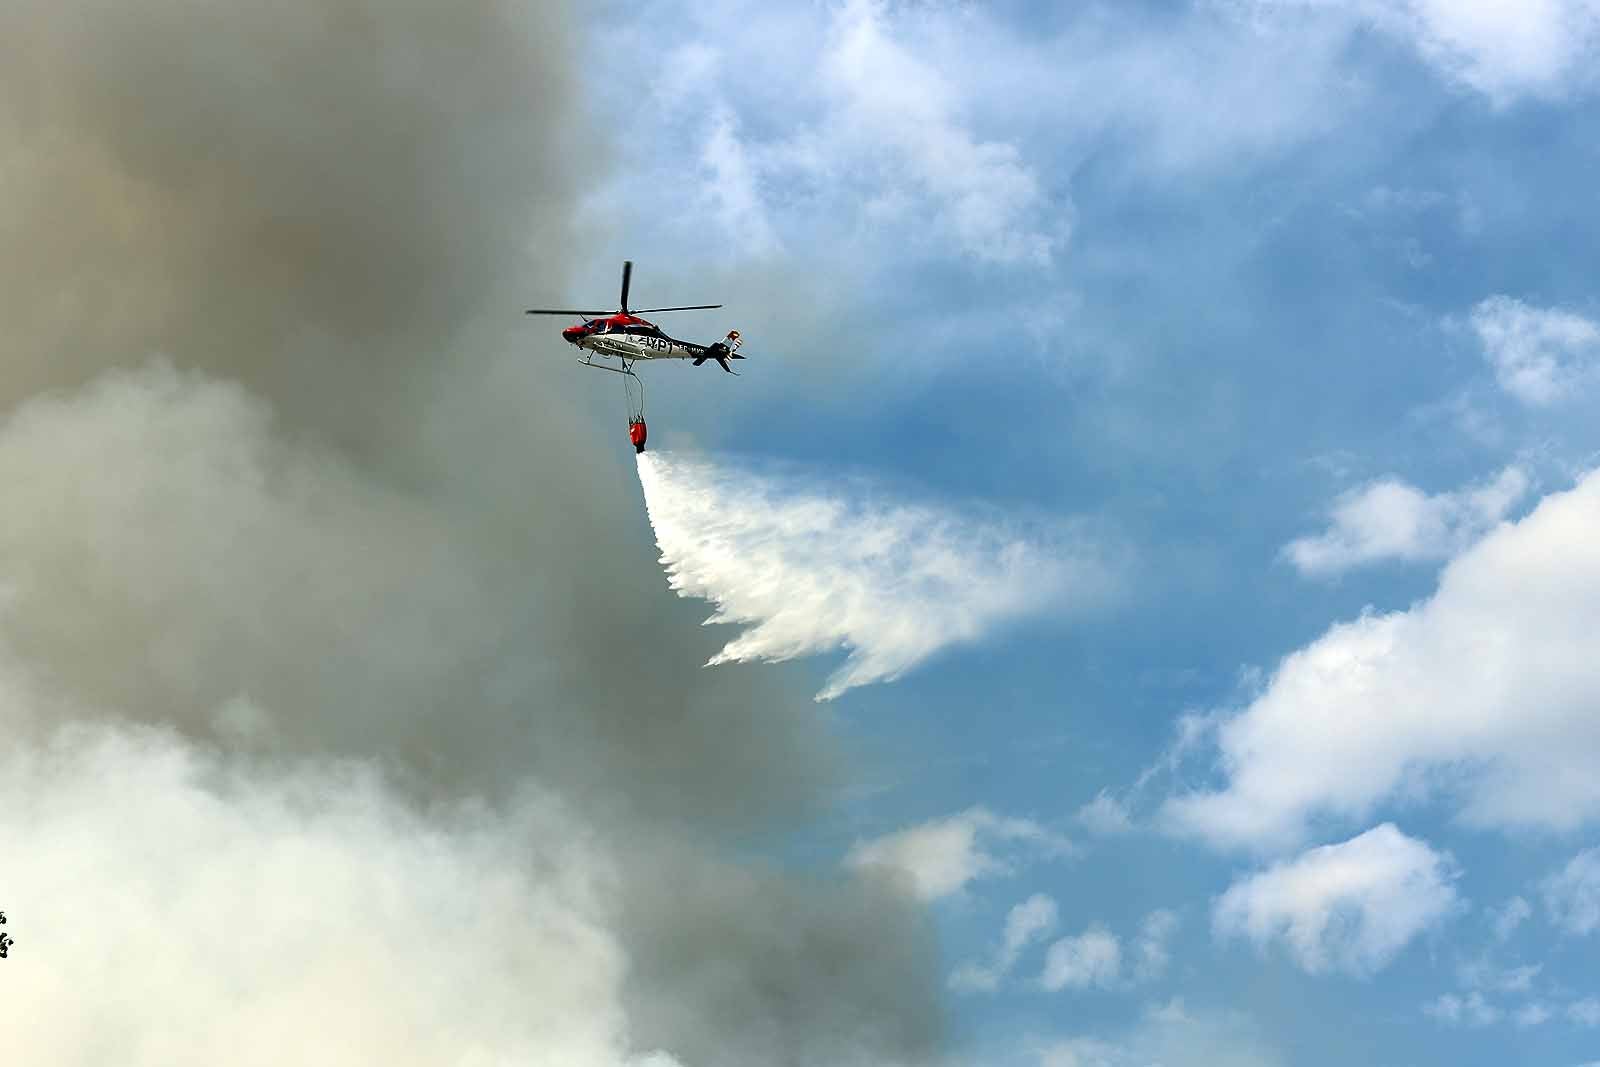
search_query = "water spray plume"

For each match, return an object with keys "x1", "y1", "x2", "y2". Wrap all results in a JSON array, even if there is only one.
[{"x1": 636, "y1": 450, "x2": 1114, "y2": 700}]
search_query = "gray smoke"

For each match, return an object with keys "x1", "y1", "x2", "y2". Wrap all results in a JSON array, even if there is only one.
[{"x1": 0, "y1": 3, "x2": 943, "y2": 1063}]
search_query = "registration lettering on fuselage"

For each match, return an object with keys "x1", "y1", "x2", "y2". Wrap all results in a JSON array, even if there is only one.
[{"x1": 588, "y1": 332, "x2": 681, "y2": 359}]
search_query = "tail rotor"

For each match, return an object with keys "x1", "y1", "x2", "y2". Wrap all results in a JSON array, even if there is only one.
[{"x1": 693, "y1": 330, "x2": 746, "y2": 373}]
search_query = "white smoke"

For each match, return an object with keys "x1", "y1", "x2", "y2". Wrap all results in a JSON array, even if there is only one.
[
  {"x1": 0, "y1": 714, "x2": 681, "y2": 1067},
  {"x1": 636, "y1": 451, "x2": 1114, "y2": 700}
]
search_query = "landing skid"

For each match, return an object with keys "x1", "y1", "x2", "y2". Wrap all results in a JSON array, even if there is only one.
[{"x1": 578, "y1": 353, "x2": 636, "y2": 375}]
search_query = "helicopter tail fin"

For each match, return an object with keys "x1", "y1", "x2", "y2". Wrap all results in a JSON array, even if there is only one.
[{"x1": 693, "y1": 334, "x2": 745, "y2": 372}]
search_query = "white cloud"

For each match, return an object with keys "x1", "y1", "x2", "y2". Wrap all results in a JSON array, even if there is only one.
[
  {"x1": 1013, "y1": 3, "x2": 1368, "y2": 178},
  {"x1": 620, "y1": 1, "x2": 1599, "y2": 288},
  {"x1": 1077, "y1": 791, "x2": 1137, "y2": 835},
  {"x1": 637, "y1": 450, "x2": 1114, "y2": 700},
  {"x1": 1134, "y1": 909, "x2": 1182, "y2": 982},
  {"x1": 698, "y1": 105, "x2": 782, "y2": 256},
  {"x1": 1036, "y1": 1001, "x2": 1283, "y2": 1067},
  {"x1": 1254, "y1": 0, "x2": 1600, "y2": 103},
  {"x1": 1042, "y1": 925, "x2": 1123, "y2": 991},
  {"x1": 1458, "y1": 960, "x2": 1541, "y2": 994},
  {"x1": 1499, "y1": 965, "x2": 1541, "y2": 994},
  {"x1": 1383, "y1": 0, "x2": 1600, "y2": 104},
  {"x1": 1570, "y1": 998, "x2": 1600, "y2": 1026},
  {"x1": 1425, "y1": 991, "x2": 1502, "y2": 1027},
  {"x1": 1284, "y1": 466, "x2": 1530, "y2": 577},
  {"x1": 1028, "y1": 908, "x2": 1178, "y2": 993},
  {"x1": 631, "y1": 0, "x2": 1060, "y2": 265},
  {"x1": 1040, "y1": 1037, "x2": 1127, "y2": 1067},
  {"x1": 818, "y1": 0, "x2": 1056, "y2": 264},
  {"x1": 1542, "y1": 847, "x2": 1600, "y2": 936},
  {"x1": 1471, "y1": 295, "x2": 1600, "y2": 406},
  {"x1": 1490, "y1": 895, "x2": 1533, "y2": 942},
  {"x1": 847, "y1": 808, "x2": 1070, "y2": 902},
  {"x1": 951, "y1": 892, "x2": 1059, "y2": 992},
  {"x1": 1213, "y1": 824, "x2": 1458, "y2": 976},
  {"x1": 1426, "y1": 965, "x2": 1600, "y2": 1031},
  {"x1": 1167, "y1": 471, "x2": 1600, "y2": 848}
]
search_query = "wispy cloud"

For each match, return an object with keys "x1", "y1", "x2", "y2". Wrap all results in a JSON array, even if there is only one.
[
  {"x1": 1424, "y1": 954, "x2": 1600, "y2": 1032},
  {"x1": 1042, "y1": 924, "x2": 1124, "y2": 992},
  {"x1": 818, "y1": 0, "x2": 1056, "y2": 264},
  {"x1": 1035, "y1": 1000, "x2": 1283, "y2": 1067},
  {"x1": 1377, "y1": 0, "x2": 1600, "y2": 104},
  {"x1": 953, "y1": 898, "x2": 1178, "y2": 996},
  {"x1": 624, "y1": 0, "x2": 1060, "y2": 265},
  {"x1": 1425, "y1": 991, "x2": 1502, "y2": 1027},
  {"x1": 698, "y1": 105, "x2": 782, "y2": 256},
  {"x1": 1458, "y1": 960, "x2": 1541, "y2": 994},
  {"x1": 1425, "y1": 990, "x2": 1598, "y2": 1031},
  {"x1": 1471, "y1": 296, "x2": 1600, "y2": 406},
  {"x1": 1077, "y1": 790, "x2": 1138, "y2": 836},
  {"x1": 1031, "y1": 908, "x2": 1181, "y2": 993},
  {"x1": 637, "y1": 451, "x2": 1115, "y2": 700},
  {"x1": 1489, "y1": 896, "x2": 1533, "y2": 943},
  {"x1": 1248, "y1": 0, "x2": 1600, "y2": 104},
  {"x1": 951, "y1": 892, "x2": 1060, "y2": 992},
  {"x1": 1542, "y1": 847, "x2": 1600, "y2": 937},
  {"x1": 1134, "y1": 909, "x2": 1182, "y2": 982}
]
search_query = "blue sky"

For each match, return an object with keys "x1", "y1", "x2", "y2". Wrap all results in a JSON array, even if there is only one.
[
  {"x1": 568, "y1": 2, "x2": 1600, "y2": 1064},
  {"x1": 2, "y1": 2, "x2": 1596, "y2": 1064}
]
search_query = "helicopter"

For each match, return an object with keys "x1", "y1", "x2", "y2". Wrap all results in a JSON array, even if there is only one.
[{"x1": 525, "y1": 261, "x2": 745, "y2": 374}]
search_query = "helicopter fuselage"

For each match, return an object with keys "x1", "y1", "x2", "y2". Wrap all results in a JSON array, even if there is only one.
[
  {"x1": 562, "y1": 314, "x2": 740, "y2": 366},
  {"x1": 565, "y1": 316, "x2": 701, "y2": 361}
]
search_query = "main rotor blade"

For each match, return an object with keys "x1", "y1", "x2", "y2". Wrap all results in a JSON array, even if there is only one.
[
  {"x1": 620, "y1": 260, "x2": 633, "y2": 314},
  {"x1": 632, "y1": 304, "x2": 723, "y2": 313},
  {"x1": 524, "y1": 309, "x2": 613, "y2": 317}
]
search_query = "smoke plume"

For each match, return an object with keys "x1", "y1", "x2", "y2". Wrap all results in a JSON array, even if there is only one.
[{"x1": 0, "y1": 3, "x2": 943, "y2": 1064}]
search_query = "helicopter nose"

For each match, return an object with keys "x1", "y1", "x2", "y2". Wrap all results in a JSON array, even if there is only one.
[{"x1": 562, "y1": 326, "x2": 582, "y2": 344}]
